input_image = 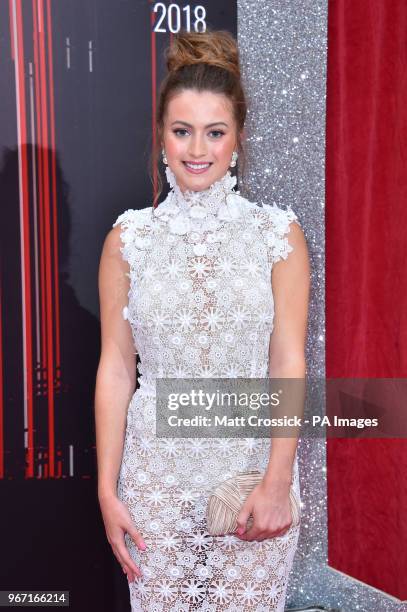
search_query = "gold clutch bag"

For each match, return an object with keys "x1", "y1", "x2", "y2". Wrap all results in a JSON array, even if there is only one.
[{"x1": 206, "y1": 470, "x2": 301, "y2": 536}]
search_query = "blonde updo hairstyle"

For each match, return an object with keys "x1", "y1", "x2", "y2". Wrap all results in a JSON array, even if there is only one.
[{"x1": 152, "y1": 29, "x2": 247, "y2": 206}]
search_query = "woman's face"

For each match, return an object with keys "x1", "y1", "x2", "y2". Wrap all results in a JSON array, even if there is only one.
[{"x1": 162, "y1": 89, "x2": 240, "y2": 193}]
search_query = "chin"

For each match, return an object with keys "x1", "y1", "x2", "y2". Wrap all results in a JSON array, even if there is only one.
[
  {"x1": 179, "y1": 164, "x2": 226, "y2": 192},
  {"x1": 185, "y1": 176, "x2": 213, "y2": 191}
]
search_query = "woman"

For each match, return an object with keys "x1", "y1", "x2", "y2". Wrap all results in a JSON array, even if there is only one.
[{"x1": 96, "y1": 29, "x2": 310, "y2": 611}]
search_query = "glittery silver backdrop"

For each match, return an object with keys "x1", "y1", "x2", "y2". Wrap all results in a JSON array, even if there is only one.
[{"x1": 237, "y1": 2, "x2": 405, "y2": 611}]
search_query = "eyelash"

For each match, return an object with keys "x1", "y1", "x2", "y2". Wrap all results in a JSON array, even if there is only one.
[{"x1": 172, "y1": 128, "x2": 225, "y2": 139}]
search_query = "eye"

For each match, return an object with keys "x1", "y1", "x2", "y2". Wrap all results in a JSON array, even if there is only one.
[
  {"x1": 173, "y1": 128, "x2": 189, "y2": 137},
  {"x1": 209, "y1": 130, "x2": 225, "y2": 138}
]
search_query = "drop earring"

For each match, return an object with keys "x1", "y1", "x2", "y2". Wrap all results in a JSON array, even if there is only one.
[
  {"x1": 230, "y1": 151, "x2": 238, "y2": 168},
  {"x1": 162, "y1": 148, "x2": 168, "y2": 165}
]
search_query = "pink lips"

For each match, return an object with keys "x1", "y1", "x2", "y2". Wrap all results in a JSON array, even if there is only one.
[{"x1": 183, "y1": 161, "x2": 212, "y2": 175}]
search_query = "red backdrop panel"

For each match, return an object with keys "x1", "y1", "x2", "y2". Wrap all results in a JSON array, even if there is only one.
[{"x1": 326, "y1": 0, "x2": 407, "y2": 600}]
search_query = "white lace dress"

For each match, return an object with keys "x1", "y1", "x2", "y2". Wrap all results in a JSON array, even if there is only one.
[{"x1": 113, "y1": 167, "x2": 302, "y2": 611}]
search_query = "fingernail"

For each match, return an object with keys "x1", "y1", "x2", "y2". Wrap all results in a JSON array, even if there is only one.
[{"x1": 140, "y1": 542, "x2": 146, "y2": 550}]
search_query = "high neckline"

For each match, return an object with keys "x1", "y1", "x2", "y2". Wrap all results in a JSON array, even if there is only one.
[
  {"x1": 151, "y1": 165, "x2": 245, "y2": 234},
  {"x1": 165, "y1": 165, "x2": 238, "y2": 216}
]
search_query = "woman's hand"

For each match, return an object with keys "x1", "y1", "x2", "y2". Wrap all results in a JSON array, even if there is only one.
[
  {"x1": 234, "y1": 479, "x2": 293, "y2": 542},
  {"x1": 98, "y1": 492, "x2": 147, "y2": 582}
]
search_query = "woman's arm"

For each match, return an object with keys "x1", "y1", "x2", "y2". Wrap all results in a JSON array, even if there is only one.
[
  {"x1": 264, "y1": 220, "x2": 310, "y2": 486},
  {"x1": 95, "y1": 225, "x2": 147, "y2": 583},
  {"x1": 235, "y1": 220, "x2": 310, "y2": 541},
  {"x1": 95, "y1": 224, "x2": 137, "y2": 501}
]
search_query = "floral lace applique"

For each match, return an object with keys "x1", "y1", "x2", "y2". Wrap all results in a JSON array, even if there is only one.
[{"x1": 111, "y1": 169, "x2": 301, "y2": 611}]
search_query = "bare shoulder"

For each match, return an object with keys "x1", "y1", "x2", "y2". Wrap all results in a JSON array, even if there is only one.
[
  {"x1": 98, "y1": 225, "x2": 130, "y2": 289},
  {"x1": 286, "y1": 219, "x2": 308, "y2": 255},
  {"x1": 98, "y1": 224, "x2": 136, "y2": 369},
  {"x1": 272, "y1": 221, "x2": 311, "y2": 299},
  {"x1": 269, "y1": 219, "x2": 310, "y2": 364},
  {"x1": 98, "y1": 225, "x2": 131, "y2": 329},
  {"x1": 102, "y1": 224, "x2": 125, "y2": 257},
  {"x1": 272, "y1": 219, "x2": 309, "y2": 276}
]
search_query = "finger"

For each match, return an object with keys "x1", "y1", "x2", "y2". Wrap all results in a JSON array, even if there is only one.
[
  {"x1": 112, "y1": 547, "x2": 140, "y2": 580},
  {"x1": 274, "y1": 527, "x2": 290, "y2": 538},
  {"x1": 118, "y1": 556, "x2": 141, "y2": 583},
  {"x1": 112, "y1": 550, "x2": 137, "y2": 583},
  {"x1": 243, "y1": 525, "x2": 289, "y2": 541},
  {"x1": 128, "y1": 525, "x2": 147, "y2": 551},
  {"x1": 114, "y1": 541, "x2": 143, "y2": 578},
  {"x1": 237, "y1": 526, "x2": 264, "y2": 542},
  {"x1": 272, "y1": 519, "x2": 293, "y2": 538},
  {"x1": 235, "y1": 508, "x2": 252, "y2": 535}
]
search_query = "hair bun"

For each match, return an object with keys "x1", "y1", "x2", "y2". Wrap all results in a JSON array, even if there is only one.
[{"x1": 166, "y1": 30, "x2": 240, "y2": 79}]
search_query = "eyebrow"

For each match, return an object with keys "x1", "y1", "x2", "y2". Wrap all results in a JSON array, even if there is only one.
[{"x1": 170, "y1": 120, "x2": 229, "y2": 128}]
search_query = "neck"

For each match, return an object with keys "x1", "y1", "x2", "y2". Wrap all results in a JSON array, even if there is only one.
[{"x1": 165, "y1": 166, "x2": 238, "y2": 214}]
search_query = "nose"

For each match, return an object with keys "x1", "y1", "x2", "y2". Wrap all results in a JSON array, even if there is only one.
[{"x1": 187, "y1": 134, "x2": 208, "y2": 159}]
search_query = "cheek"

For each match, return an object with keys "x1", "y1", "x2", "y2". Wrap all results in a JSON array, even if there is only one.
[
  {"x1": 165, "y1": 134, "x2": 185, "y2": 157},
  {"x1": 212, "y1": 137, "x2": 235, "y2": 163}
]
